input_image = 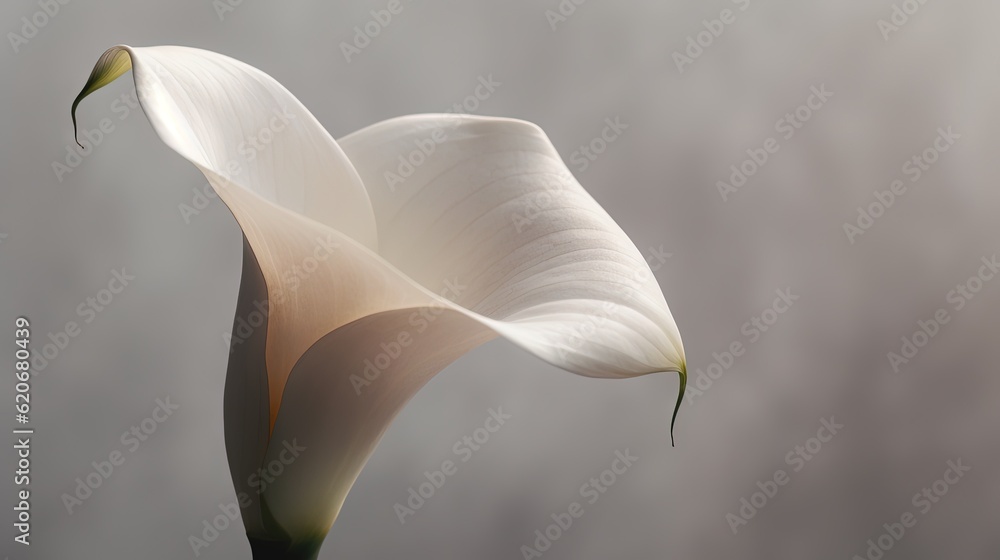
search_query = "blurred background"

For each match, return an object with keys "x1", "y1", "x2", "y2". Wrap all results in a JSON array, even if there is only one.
[{"x1": 2, "y1": 0, "x2": 998, "y2": 558}]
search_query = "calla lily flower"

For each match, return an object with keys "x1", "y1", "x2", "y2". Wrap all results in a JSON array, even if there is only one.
[{"x1": 72, "y1": 45, "x2": 686, "y2": 560}]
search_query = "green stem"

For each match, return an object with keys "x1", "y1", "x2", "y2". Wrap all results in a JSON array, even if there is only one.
[{"x1": 249, "y1": 537, "x2": 324, "y2": 560}]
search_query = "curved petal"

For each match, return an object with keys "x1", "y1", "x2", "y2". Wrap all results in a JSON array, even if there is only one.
[
  {"x1": 72, "y1": 45, "x2": 378, "y2": 249},
  {"x1": 222, "y1": 235, "x2": 271, "y2": 539},
  {"x1": 73, "y1": 46, "x2": 686, "y2": 552},
  {"x1": 72, "y1": 43, "x2": 394, "y2": 430},
  {"x1": 262, "y1": 305, "x2": 495, "y2": 547},
  {"x1": 338, "y1": 114, "x2": 685, "y2": 377}
]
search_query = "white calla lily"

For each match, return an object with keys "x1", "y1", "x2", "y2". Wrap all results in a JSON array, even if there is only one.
[{"x1": 72, "y1": 45, "x2": 686, "y2": 560}]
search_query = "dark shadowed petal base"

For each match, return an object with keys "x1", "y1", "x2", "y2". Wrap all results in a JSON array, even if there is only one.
[{"x1": 249, "y1": 537, "x2": 323, "y2": 560}]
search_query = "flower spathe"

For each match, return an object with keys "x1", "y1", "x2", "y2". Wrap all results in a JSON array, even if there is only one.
[{"x1": 72, "y1": 45, "x2": 686, "y2": 559}]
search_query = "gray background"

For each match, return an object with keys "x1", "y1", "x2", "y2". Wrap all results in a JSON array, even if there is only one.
[{"x1": 2, "y1": 0, "x2": 999, "y2": 558}]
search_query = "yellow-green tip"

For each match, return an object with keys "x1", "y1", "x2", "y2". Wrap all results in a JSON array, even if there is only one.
[{"x1": 71, "y1": 46, "x2": 133, "y2": 149}]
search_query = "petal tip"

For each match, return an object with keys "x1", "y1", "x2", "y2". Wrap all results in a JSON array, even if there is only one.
[
  {"x1": 72, "y1": 45, "x2": 134, "y2": 150},
  {"x1": 670, "y1": 363, "x2": 686, "y2": 448}
]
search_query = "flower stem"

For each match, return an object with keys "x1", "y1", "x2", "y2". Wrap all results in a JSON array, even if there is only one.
[{"x1": 249, "y1": 537, "x2": 323, "y2": 560}]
